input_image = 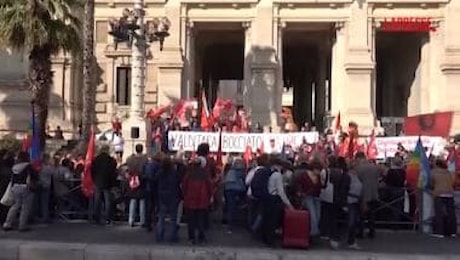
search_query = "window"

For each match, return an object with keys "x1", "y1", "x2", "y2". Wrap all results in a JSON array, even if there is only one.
[
  {"x1": 116, "y1": 67, "x2": 131, "y2": 105},
  {"x1": 95, "y1": 21, "x2": 108, "y2": 43}
]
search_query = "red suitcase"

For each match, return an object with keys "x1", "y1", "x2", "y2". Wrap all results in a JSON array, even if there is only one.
[{"x1": 283, "y1": 208, "x2": 310, "y2": 249}]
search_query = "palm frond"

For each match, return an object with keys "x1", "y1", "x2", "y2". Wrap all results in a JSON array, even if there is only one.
[
  {"x1": 0, "y1": 0, "x2": 82, "y2": 54},
  {"x1": 47, "y1": 19, "x2": 82, "y2": 55}
]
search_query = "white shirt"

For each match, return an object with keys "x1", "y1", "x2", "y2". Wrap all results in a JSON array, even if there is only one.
[
  {"x1": 113, "y1": 135, "x2": 124, "y2": 152},
  {"x1": 245, "y1": 166, "x2": 262, "y2": 197},
  {"x1": 268, "y1": 169, "x2": 292, "y2": 207}
]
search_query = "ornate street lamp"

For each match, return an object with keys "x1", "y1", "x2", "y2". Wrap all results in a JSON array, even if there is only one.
[{"x1": 108, "y1": 8, "x2": 170, "y2": 50}]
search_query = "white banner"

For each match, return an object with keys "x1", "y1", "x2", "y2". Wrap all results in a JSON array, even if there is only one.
[
  {"x1": 167, "y1": 131, "x2": 320, "y2": 153},
  {"x1": 167, "y1": 131, "x2": 446, "y2": 157},
  {"x1": 373, "y1": 136, "x2": 446, "y2": 159}
]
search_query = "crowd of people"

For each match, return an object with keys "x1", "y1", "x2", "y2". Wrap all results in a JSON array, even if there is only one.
[{"x1": 0, "y1": 132, "x2": 458, "y2": 249}]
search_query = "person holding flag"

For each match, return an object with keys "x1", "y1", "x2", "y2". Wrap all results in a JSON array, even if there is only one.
[{"x1": 3, "y1": 101, "x2": 41, "y2": 231}]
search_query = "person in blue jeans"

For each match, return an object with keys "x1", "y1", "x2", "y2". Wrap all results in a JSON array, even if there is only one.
[
  {"x1": 224, "y1": 158, "x2": 246, "y2": 234},
  {"x1": 155, "y1": 156, "x2": 181, "y2": 242}
]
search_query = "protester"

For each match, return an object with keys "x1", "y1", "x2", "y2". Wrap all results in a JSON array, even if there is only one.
[
  {"x1": 260, "y1": 157, "x2": 293, "y2": 247},
  {"x1": 296, "y1": 160, "x2": 322, "y2": 240},
  {"x1": 2, "y1": 109, "x2": 458, "y2": 252},
  {"x1": 156, "y1": 155, "x2": 181, "y2": 242},
  {"x1": 37, "y1": 154, "x2": 54, "y2": 223},
  {"x1": 223, "y1": 157, "x2": 246, "y2": 234},
  {"x1": 182, "y1": 156, "x2": 213, "y2": 245},
  {"x1": 0, "y1": 150, "x2": 14, "y2": 225},
  {"x1": 91, "y1": 145, "x2": 118, "y2": 225},
  {"x1": 347, "y1": 160, "x2": 363, "y2": 249},
  {"x1": 320, "y1": 156, "x2": 350, "y2": 249},
  {"x1": 3, "y1": 151, "x2": 38, "y2": 231},
  {"x1": 142, "y1": 153, "x2": 161, "y2": 231},
  {"x1": 355, "y1": 152, "x2": 380, "y2": 239},
  {"x1": 126, "y1": 144, "x2": 149, "y2": 227},
  {"x1": 431, "y1": 158, "x2": 457, "y2": 238},
  {"x1": 384, "y1": 156, "x2": 406, "y2": 225}
]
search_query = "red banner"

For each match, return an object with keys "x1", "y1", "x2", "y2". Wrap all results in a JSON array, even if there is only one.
[{"x1": 404, "y1": 111, "x2": 453, "y2": 137}]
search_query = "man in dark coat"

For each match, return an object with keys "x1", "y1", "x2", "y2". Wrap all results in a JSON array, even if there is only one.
[{"x1": 91, "y1": 145, "x2": 117, "y2": 224}]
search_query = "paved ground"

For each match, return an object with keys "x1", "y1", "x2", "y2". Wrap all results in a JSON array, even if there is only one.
[{"x1": 0, "y1": 221, "x2": 459, "y2": 256}]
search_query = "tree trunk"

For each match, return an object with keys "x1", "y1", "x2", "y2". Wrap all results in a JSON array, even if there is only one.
[
  {"x1": 28, "y1": 46, "x2": 53, "y2": 151},
  {"x1": 80, "y1": 0, "x2": 96, "y2": 152}
]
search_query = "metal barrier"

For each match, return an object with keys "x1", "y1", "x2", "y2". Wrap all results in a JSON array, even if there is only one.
[{"x1": 373, "y1": 186, "x2": 418, "y2": 228}]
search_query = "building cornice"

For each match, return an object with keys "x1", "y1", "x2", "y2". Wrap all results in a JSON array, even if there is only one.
[
  {"x1": 273, "y1": 0, "x2": 352, "y2": 3},
  {"x1": 103, "y1": 45, "x2": 131, "y2": 58},
  {"x1": 367, "y1": 0, "x2": 448, "y2": 4},
  {"x1": 181, "y1": 0, "x2": 258, "y2": 3}
]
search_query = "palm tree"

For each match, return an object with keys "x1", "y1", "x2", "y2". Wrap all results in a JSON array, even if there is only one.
[
  {"x1": 80, "y1": 0, "x2": 96, "y2": 150},
  {"x1": 0, "y1": 0, "x2": 83, "y2": 150}
]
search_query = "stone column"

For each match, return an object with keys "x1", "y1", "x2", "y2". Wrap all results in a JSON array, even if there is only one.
[
  {"x1": 441, "y1": 2, "x2": 460, "y2": 133},
  {"x1": 330, "y1": 22, "x2": 346, "y2": 117},
  {"x1": 343, "y1": 1, "x2": 375, "y2": 130},
  {"x1": 428, "y1": 20, "x2": 444, "y2": 111},
  {"x1": 242, "y1": 21, "x2": 252, "y2": 109},
  {"x1": 158, "y1": 0, "x2": 183, "y2": 105},
  {"x1": 184, "y1": 20, "x2": 195, "y2": 99},
  {"x1": 315, "y1": 46, "x2": 327, "y2": 130},
  {"x1": 122, "y1": 0, "x2": 150, "y2": 159},
  {"x1": 129, "y1": 0, "x2": 145, "y2": 120},
  {"x1": 248, "y1": 0, "x2": 279, "y2": 130}
]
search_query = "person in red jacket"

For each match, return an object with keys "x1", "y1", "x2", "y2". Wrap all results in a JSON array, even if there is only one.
[{"x1": 182, "y1": 157, "x2": 213, "y2": 245}]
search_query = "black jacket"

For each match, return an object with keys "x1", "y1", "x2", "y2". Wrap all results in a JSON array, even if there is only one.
[
  {"x1": 328, "y1": 168, "x2": 351, "y2": 206},
  {"x1": 91, "y1": 153, "x2": 118, "y2": 189}
]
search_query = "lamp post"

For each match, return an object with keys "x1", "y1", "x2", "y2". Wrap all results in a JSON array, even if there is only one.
[
  {"x1": 108, "y1": 0, "x2": 170, "y2": 156},
  {"x1": 109, "y1": 0, "x2": 170, "y2": 119}
]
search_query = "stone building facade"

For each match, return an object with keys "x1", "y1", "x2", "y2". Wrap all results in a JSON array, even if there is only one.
[{"x1": 1, "y1": 0, "x2": 460, "y2": 137}]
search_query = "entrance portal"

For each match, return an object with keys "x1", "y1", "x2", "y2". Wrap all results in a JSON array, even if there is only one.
[
  {"x1": 375, "y1": 32, "x2": 428, "y2": 135},
  {"x1": 194, "y1": 23, "x2": 245, "y2": 107},
  {"x1": 282, "y1": 23, "x2": 333, "y2": 130}
]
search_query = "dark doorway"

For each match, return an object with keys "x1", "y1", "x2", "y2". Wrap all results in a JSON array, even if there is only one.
[
  {"x1": 282, "y1": 23, "x2": 334, "y2": 130},
  {"x1": 194, "y1": 24, "x2": 245, "y2": 106},
  {"x1": 375, "y1": 32, "x2": 428, "y2": 119}
]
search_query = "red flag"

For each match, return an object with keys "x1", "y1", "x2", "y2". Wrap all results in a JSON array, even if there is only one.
[
  {"x1": 367, "y1": 129, "x2": 378, "y2": 160},
  {"x1": 170, "y1": 99, "x2": 195, "y2": 124},
  {"x1": 243, "y1": 146, "x2": 253, "y2": 166},
  {"x1": 153, "y1": 127, "x2": 162, "y2": 142},
  {"x1": 404, "y1": 111, "x2": 453, "y2": 137},
  {"x1": 22, "y1": 134, "x2": 31, "y2": 152},
  {"x1": 257, "y1": 141, "x2": 265, "y2": 155},
  {"x1": 212, "y1": 98, "x2": 233, "y2": 120},
  {"x1": 146, "y1": 104, "x2": 170, "y2": 119},
  {"x1": 338, "y1": 138, "x2": 349, "y2": 157},
  {"x1": 82, "y1": 126, "x2": 96, "y2": 198},
  {"x1": 200, "y1": 92, "x2": 213, "y2": 130},
  {"x1": 335, "y1": 111, "x2": 342, "y2": 132}
]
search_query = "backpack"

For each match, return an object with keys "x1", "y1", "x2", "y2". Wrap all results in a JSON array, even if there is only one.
[{"x1": 250, "y1": 167, "x2": 274, "y2": 200}]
